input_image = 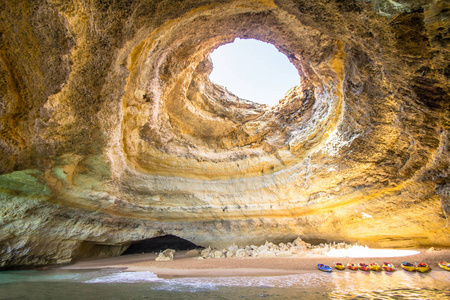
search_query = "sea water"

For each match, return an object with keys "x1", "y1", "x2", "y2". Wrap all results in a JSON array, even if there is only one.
[{"x1": 0, "y1": 269, "x2": 449, "y2": 299}]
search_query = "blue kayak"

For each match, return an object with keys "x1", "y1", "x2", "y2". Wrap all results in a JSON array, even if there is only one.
[{"x1": 317, "y1": 264, "x2": 332, "y2": 272}]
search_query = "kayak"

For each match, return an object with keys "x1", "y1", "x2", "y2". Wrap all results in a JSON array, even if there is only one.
[
  {"x1": 415, "y1": 263, "x2": 430, "y2": 273},
  {"x1": 382, "y1": 262, "x2": 395, "y2": 272},
  {"x1": 369, "y1": 263, "x2": 381, "y2": 271},
  {"x1": 318, "y1": 264, "x2": 332, "y2": 272},
  {"x1": 335, "y1": 263, "x2": 345, "y2": 270},
  {"x1": 347, "y1": 263, "x2": 358, "y2": 271},
  {"x1": 401, "y1": 261, "x2": 415, "y2": 272},
  {"x1": 438, "y1": 261, "x2": 450, "y2": 271},
  {"x1": 358, "y1": 263, "x2": 370, "y2": 271}
]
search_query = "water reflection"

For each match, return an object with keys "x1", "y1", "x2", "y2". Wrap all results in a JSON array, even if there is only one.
[{"x1": 329, "y1": 271, "x2": 450, "y2": 299}]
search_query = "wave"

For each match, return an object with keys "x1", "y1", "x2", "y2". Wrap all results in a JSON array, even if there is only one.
[{"x1": 84, "y1": 271, "x2": 161, "y2": 283}]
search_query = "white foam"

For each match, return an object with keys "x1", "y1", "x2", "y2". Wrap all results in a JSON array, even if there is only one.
[
  {"x1": 85, "y1": 271, "x2": 161, "y2": 283},
  {"x1": 168, "y1": 273, "x2": 328, "y2": 289},
  {"x1": 155, "y1": 281, "x2": 218, "y2": 292}
]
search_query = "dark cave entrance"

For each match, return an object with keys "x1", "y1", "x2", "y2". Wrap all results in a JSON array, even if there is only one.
[{"x1": 121, "y1": 235, "x2": 203, "y2": 255}]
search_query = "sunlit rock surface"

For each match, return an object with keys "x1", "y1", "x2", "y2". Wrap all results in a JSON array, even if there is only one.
[{"x1": 0, "y1": 0, "x2": 449, "y2": 269}]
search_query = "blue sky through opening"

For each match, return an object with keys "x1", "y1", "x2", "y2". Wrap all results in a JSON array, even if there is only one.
[{"x1": 209, "y1": 38, "x2": 300, "y2": 106}]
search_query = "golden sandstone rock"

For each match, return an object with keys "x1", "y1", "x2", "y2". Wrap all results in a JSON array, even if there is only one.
[
  {"x1": 155, "y1": 249, "x2": 175, "y2": 261},
  {"x1": 0, "y1": 0, "x2": 449, "y2": 269}
]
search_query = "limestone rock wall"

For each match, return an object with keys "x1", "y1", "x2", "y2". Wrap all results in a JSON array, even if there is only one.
[{"x1": 0, "y1": 0, "x2": 449, "y2": 269}]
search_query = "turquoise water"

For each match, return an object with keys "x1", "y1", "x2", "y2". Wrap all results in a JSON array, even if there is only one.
[{"x1": 1, "y1": 269, "x2": 449, "y2": 299}]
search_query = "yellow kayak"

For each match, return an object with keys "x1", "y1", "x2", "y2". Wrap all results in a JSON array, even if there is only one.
[
  {"x1": 401, "y1": 262, "x2": 415, "y2": 272},
  {"x1": 335, "y1": 263, "x2": 345, "y2": 270},
  {"x1": 369, "y1": 263, "x2": 381, "y2": 271},
  {"x1": 382, "y1": 262, "x2": 395, "y2": 272},
  {"x1": 438, "y1": 261, "x2": 450, "y2": 271},
  {"x1": 415, "y1": 263, "x2": 430, "y2": 273}
]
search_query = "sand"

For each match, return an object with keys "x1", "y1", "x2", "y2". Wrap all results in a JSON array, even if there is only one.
[{"x1": 59, "y1": 249, "x2": 450, "y2": 278}]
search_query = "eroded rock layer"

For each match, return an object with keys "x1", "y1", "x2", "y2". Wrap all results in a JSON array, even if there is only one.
[{"x1": 0, "y1": 0, "x2": 449, "y2": 268}]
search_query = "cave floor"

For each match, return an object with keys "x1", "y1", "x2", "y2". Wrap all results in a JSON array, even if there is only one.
[{"x1": 59, "y1": 249, "x2": 450, "y2": 278}]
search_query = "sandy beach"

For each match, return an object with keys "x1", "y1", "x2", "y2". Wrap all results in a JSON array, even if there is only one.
[{"x1": 60, "y1": 248, "x2": 450, "y2": 278}]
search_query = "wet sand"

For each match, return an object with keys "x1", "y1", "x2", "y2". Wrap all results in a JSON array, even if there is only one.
[{"x1": 60, "y1": 249, "x2": 450, "y2": 278}]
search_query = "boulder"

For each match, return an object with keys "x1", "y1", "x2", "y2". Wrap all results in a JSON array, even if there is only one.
[
  {"x1": 155, "y1": 249, "x2": 176, "y2": 261},
  {"x1": 212, "y1": 250, "x2": 224, "y2": 258},
  {"x1": 235, "y1": 249, "x2": 251, "y2": 258},
  {"x1": 201, "y1": 247, "x2": 212, "y2": 259},
  {"x1": 225, "y1": 251, "x2": 235, "y2": 258}
]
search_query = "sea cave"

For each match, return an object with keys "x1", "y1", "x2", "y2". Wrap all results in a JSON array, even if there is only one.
[{"x1": 0, "y1": 0, "x2": 449, "y2": 269}]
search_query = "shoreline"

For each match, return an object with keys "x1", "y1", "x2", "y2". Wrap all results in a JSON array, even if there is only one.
[{"x1": 59, "y1": 248, "x2": 450, "y2": 278}]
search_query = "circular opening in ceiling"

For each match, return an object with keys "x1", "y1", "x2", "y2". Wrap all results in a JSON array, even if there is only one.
[{"x1": 208, "y1": 38, "x2": 301, "y2": 106}]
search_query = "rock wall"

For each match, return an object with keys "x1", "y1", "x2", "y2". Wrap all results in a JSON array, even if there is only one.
[{"x1": 0, "y1": 0, "x2": 449, "y2": 269}]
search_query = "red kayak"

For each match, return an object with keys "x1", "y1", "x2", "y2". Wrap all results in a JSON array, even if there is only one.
[{"x1": 358, "y1": 263, "x2": 370, "y2": 271}]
